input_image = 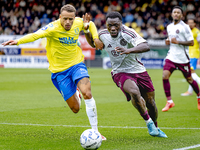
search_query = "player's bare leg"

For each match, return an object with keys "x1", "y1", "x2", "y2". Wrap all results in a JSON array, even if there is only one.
[
  {"x1": 142, "y1": 91, "x2": 167, "y2": 137},
  {"x1": 185, "y1": 76, "x2": 200, "y2": 110},
  {"x1": 77, "y1": 77, "x2": 106, "y2": 140},
  {"x1": 162, "y1": 70, "x2": 175, "y2": 112},
  {"x1": 123, "y1": 79, "x2": 159, "y2": 136},
  {"x1": 141, "y1": 91, "x2": 158, "y2": 125},
  {"x1": 181, "y1": 70, "x2": 200, "y2": 96},
  {"x1": 66, "y1": 94, "x2": 81, "y2": 113}
]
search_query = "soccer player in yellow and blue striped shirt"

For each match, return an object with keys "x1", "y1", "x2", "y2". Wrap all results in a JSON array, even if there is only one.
[{"x1": 2, "y1": 4, "x2": 106, "y2": 140}]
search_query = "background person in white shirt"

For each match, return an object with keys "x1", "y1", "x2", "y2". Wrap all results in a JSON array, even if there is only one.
[{"x1": 162, "y1": 6, "x2": 200, "y2": 112}]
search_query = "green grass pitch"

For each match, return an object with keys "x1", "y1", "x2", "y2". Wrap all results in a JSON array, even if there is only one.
[{"x1": 0, "y1": 68, "x2": 200, "y2": 150}]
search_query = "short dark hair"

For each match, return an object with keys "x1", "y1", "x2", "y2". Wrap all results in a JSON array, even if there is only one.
[
  {"x1": 106, "y1": 11, "x2": 122, "y2": 21},
  {"x1": 172, "y1": 6, "x2": 183, "y2": 14},
  {"x1": 60, "y1": 4, "x2": 76, "y2": 13},
  {"x1": 188, "y1": 17, "x2": 197, "y2": 23}
]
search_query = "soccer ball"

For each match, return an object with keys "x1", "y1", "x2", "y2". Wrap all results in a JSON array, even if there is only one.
[{"x1": 80, "y1": 129, "x2": 102, "y2": 149}]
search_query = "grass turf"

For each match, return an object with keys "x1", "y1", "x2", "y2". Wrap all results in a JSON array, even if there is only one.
[{"x1": 0, "y1": 68, "x2": 200, "y2": 150}]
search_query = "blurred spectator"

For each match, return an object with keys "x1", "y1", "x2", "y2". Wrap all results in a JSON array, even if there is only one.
[
  {"x1": 125, "y1": 12, "x2": 134, "y2": 23},
  {"x1": 0, "y1": 26, "x2": 3, "y2": 35},
  {"x1": 0, "y1": 0, "x2": 199, "y2": 39},
  {"x1": 186, "y1": 2, "x2": 195, "y2": 12},
  {"x1": 10, "y1": 13, "x2": 18, "y2": 26},
  {"x1": 136, "y1": 15, "x2": 143, "y2": 27},
  {"x1": 40, "y1": 14, "x2": 50, "y2": 26},
  {"x1": 19, "y1": 0, "x2": 26, "y2": 8},
  {"x1": 52, "y1": 8, "x2": 59, "y2": 18}
]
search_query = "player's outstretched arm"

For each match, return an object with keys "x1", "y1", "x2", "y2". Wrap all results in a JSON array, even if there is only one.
[
  {"x1": 2, "y1": 40, "x2": 18, "y2": 46},
  {"x1": 82, "y1": 13, "x2": 103, "y2": 50},
  {"x1": 82, "y1": 13, "x2": 95, "y2": 48},
  {"x1": 115, "y1": 42, "x2": 150, "y2": 55}
]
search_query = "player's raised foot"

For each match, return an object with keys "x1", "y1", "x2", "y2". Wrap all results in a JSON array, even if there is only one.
[
  {"x1": 162, "y1": 101, "x2": 175, "y2": 112},
  {"x1": 76, "y1": 88, "x2": 82, "y2": 106},
  {"x1": 146, "y1": 119, "x2": 159, "y2": 136},
  {"x1": 101, "y1": 134, "x2": 107, "y2": 141},
  {"x1": 197, "y1": 96, "x2": 200, "y2": 110},
  {"x1": 181, "y1": 91, "x2": 192, "y2": 96},
  {"x1": 154, "y1": 128, "x2": 168, "y2": 138}
]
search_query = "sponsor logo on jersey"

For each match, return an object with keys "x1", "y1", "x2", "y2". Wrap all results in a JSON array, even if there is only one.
[
  {"x1": 176, "y1": 29, "x2": 179, "y2": 34},
  {"x1": 59, "y1": 37, "x2": 78, "y2": 45},
  {"x1": 111, "y1": 50, "x2": 120, "y2": 57}
]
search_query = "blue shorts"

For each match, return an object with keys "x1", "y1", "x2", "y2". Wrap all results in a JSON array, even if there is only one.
[
  {"x1": 190, "y1": 58, "x2": 198, "y2": 70},
  {"x1": 51, "y1": 62, "x2": 89, "y2": 101}
]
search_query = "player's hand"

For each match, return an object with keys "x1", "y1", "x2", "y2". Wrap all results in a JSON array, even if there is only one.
[
  {"x1": 115, "y1": 47, "x2": 130, "y2": 54},
  {"x1": 82, "y1": 13, "x2": 90, "y2": 30},
  {"x1": 94, "y1": 39, "x2": 104, "y2": 50},
  {"x1": 165, "y1": 38, "x2": 170, "y2": 45},
  {"x1": 171, "y1": 37, "x2": 179, "y2": 44},
  {"x1": 2, "y1": 40, "x2": 18, "y2": 46}
]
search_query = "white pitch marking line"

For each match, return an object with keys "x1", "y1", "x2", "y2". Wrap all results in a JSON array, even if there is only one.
[
  {"x1": 0, "y1": 123, "x2": 200, "y2": 130},
  {"x1": 173, "y1": 144, "x2": 200, "y2": 150}
]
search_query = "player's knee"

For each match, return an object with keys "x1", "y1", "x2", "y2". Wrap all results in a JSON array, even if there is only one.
[
  {"x1": 129, "y1": 89, "x2": 140, "y2": 101},
  {"x1": 162, "y1": 74, "x2": 168, "y2": 79},
  {"x1": 71, "y1": 107, "x2": 80, "y2": 113},
  {"x1": 82, "y1": 91, "x2": 92, "y2": 99},
  {"x1": 162, "y1": 71, "x2": 170, "y2": 79},
  {"x1": 70, "y1": 105, "x2": 80, "y2": 113}
]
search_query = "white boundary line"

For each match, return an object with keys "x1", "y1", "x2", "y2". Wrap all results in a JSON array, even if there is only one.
[
  {"x1": 173, "y1": 144, "x2": 200, "y2": 150},
  {"x1": 0, "y1": 123, "x2": 200, "y2": 130},
  {"x1": 1, "y1": 123, "x2": 200, "y2": 150}
]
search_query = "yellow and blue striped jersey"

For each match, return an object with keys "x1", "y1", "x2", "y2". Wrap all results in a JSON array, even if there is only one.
[
  {"x1": 17, "y1": 17, "x2": 98, "y2": 73},
  {"x1": 189, "y1": 27, "x2": 200, "y2": 59}
]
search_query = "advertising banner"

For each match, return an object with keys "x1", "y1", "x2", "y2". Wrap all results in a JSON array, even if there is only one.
[
  {"x1": 21, "y1": 48, "x2": 46, "y2": 56},
  {"x1": 0, "y1": 55, "x2": 49, "y2": 68},
  {"x1": 0, "y1": 48, "x2": 21, "y2": 55},
  {"x1": 79, "y1": 35, "x2": 95, "y2": 60}
]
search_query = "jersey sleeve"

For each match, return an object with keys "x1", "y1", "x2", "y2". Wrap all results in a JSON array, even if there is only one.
[
  {"x1": 88, "y1": 21, "x2": 99, "y2": 39},
  {"x1": 129, "y1": 30, "x2": 146, "y2": 47},
  {"x1": 184, "y1": 25, "x2": 194, "y2": 41},
  {"x1": 122, "y1": 26, "x2": 146, "y2": 47},
  {"x1": 80, "y1": 18, "x2": 99, "y2": 40},
  {"x1": 17, "y1": 25, "x2": 51, "y2": 45}
]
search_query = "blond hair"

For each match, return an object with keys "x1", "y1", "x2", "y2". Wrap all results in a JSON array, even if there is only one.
[{"x1": 60, "y1": 4, "x2": 76, "y2": 13}]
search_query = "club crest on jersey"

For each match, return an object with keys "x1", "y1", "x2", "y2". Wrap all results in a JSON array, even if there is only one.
[
  {"x1": 176, "y1": 29, "x2": 180, "y2": 34},
  {"x1": 74, "y1": 27, "x2": 79, "y2": 35},
  {"x1": 120, "y1": 38, "x2": 127, "y2": 46},
  {"x1": 111, "y1": 50, "x2": 120, "y2": 57}
]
